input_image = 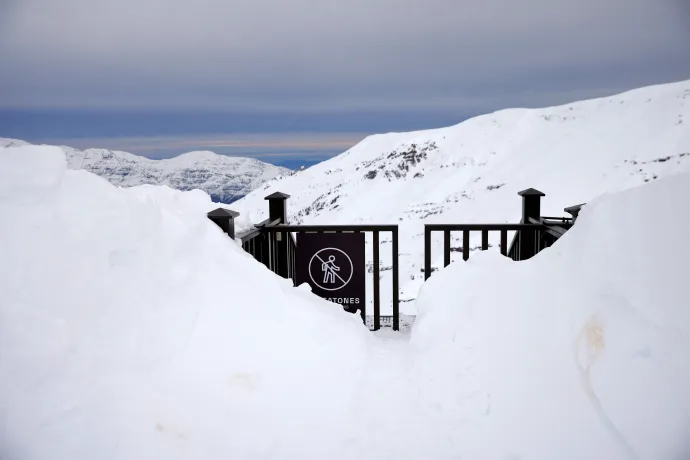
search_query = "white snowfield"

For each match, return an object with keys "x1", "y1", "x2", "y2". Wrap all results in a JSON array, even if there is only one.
[
  {"x1": 0, "y1": 137, "x2": 291, "y2": 204},
  {"x1": 1, "y1": 143, "x2": 689, "y2": 459},
  {"x1": 231, "y1": 79, "x2": 690, "y2": 316}
]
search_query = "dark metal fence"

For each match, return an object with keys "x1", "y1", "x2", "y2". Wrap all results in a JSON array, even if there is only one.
[
  {"x1": 209, "y1": 193, "x2": 401, "y2": 331},
  {"x1": 424, "y1": 222, "x2": 544, "y2": 279},
  {"x1": 423, "y1": 188, "x2": 584, "y2": 280},
  {"x1": 238, "y1": 218, "x2": 298, "y2": 284},
  {"x1": 259, "y1": 224, "x2": 399, "y2": 331},
  {"x1": 208, "y1": 187, "x2": 585, "y2": 332}
]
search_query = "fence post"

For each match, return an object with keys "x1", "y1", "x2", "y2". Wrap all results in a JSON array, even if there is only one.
[
  {"x1": 265, "y1": 192, "x2": 290, "y2": 223},
  {"x1": 207, "y1": 208, "x2": 240, "y2": 240},
  {"x1": 517, "y1": 188, "x2": 545, "y2": 260},
  {"x1": 265, "y1": 192, "x2": 290, "y2": 278}
]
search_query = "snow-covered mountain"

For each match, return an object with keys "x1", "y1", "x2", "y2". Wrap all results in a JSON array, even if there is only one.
[
  {"x1": 0, "y1": 138, "x2": 291, "y2": 204},
  {"x1": 232, "y1": 79, "x2": 690, "y2": 315}
]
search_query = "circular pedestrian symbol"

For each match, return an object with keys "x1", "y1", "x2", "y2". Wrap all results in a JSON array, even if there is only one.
[{"x1": 308, "y1": 247, "x2": 353, "y2": 291}]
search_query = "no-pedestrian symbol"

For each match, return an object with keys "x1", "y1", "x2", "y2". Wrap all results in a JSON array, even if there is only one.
[
  {"x1": 296, "y1": 233, "x2": 365, "y2": 313},
  {"x1": 310, "y1": 248, "x2": 353, "y2": 291}
]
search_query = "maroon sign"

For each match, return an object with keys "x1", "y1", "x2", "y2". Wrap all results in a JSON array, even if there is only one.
[{"x1": 296, "y1": 232, "x2": 365, "y2": 313}]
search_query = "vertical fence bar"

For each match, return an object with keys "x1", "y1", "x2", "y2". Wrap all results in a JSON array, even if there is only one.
[
  {"x1": 373, "y1": 230, "x2": 381, "y2": 331},
  {"x1": 271, "y1": 232, "x2": 277, "y2": 272},
  {"x1": 276, "y1": 229, "x2": 287, "y2": 278},
  {"x1": 463, "y1": 230, "x2": 470, "y2": 261},
  {"x1": 294, "y1": 232, "x2": 300, "y2": 286},
  {"x1": 261, "y1": 233, "x2": 269, "y2": 267},
  {"x1": 292, "y1": 236, "x2": 296, "y2": 282},
  {"x1": 444, "y1": 230, "x2": 451, "y2": 267},
  {"x1": 482, "y1": 230, "x2": 489, "y2": 251},
  {"x1": 500, "y1": 230, "x2": 507, "y2": 256},
  {"x1": 274, "y1": 233, "x2": 279, "y2": 272},
  {"x1": 265, "y1": 233, "x2": 270, "y2": 271},
  {"x1": 515, "y1": 232, "x2": 521, "y2": 261},
  {"x1": 289, "y1": 237, "x2": 294, "y2": 284},
  {"x1": 392, "y1": 227, "x2": 400, "y2": 331},
  {"x1": 274, "y1": 231, "x2": 280, "y2": 274},
  {"x1": 286, "y1": 237, "x2": 292, "y2": 280},
  {"x1": 424, "y1": 227, "x2": 432, "y2": 281}
]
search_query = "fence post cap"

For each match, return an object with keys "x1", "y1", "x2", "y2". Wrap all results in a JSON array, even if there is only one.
[
  {"x1": 518, "y1": 188, "x2": 546, "y2": 197},
  {"x1": 264, "y1": 192, "x2": 290, "y2": 200},
  {"x1": 207, "y1": 207, "x2": 240, "y2": 218},
  {"x1": 564, "y1": 203, "x2": 585, "y2": 216}
]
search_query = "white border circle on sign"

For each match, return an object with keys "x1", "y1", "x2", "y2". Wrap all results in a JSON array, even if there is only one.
[{"x1": 308, "y1": 247, "x2": 353, "y2": 291}]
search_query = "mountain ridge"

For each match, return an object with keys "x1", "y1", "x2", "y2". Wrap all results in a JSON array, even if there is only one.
[
  {"x1": 0, "y1": 138, "x2": 291, "y2": 204},
  {"x1": 231, "y1": 78, "x2": 690, "y2": 315}
]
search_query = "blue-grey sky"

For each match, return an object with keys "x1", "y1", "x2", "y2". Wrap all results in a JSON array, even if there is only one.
[{"x1": 1, "y1": 0, "x2": 689, "y2": 167}]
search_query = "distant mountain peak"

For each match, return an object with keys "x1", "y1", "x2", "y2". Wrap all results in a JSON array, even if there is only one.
[{"x1": 0, "y1": 139, "x2": 291, "y2": 204}]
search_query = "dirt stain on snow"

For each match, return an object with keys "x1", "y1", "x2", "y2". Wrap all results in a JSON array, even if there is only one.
[
  {"x1": 574, "y1": 314, "x2": 639, "y2": 460},
  {"x1": 586, "y1": 317, "x2": 606, "y2": 359}
]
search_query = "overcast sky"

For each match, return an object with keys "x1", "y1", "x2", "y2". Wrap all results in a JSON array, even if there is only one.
[
  {"x1": 1, "y1": 0, "x2": 689, "y2": 165},
  {"x1": 2, "y1": 0, "x2": 689, "y2": 112}
]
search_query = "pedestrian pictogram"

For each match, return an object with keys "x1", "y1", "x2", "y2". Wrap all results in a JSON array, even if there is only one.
[
  {"x1": 322, "y1": 255, "x2": 339, "y2": 284},
  {"x1": 309, "y1": 247, "x2": 353, "y2": 291}
]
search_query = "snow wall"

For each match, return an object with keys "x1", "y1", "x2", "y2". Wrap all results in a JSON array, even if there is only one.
[{"x1": 1, "y1": 145, "x2": 689, "y2": 460}]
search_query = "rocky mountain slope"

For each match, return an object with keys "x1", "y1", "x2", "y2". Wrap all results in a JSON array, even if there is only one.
[
  {"x1": 0, "y1": 138, "x2": 291, "y2": 204},
  {"x1": 231, "y1": 79, "x2": 690, "y2": 315}
]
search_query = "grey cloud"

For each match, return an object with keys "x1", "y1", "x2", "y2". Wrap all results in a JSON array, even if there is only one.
[{"x1": 1, "y1": 0, "x2": 689, "y2": 110}]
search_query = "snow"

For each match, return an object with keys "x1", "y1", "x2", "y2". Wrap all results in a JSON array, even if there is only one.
[
  {"x1": 0, "y1": 144, "x2": 370, "y2": 459},
  {"x1": 1, "y1": 143, "x2": 689, "y2": 459},
  {"x1": 0, "y1": 137, "x2": 291, "y2": 204},
  {"x1": 231, "y1": 79, "x2": 690, "y2": 316},
  {"x1": 411, "y1": 172, "x2": 690, "y2": 459}
]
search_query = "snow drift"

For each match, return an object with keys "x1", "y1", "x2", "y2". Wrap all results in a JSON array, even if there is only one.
[
  {"x1": 411, "y1": 171, "x2": 690, "y2": 459},
  {"x1": 0, "y1": 144, "x2": 372, "y2": 460},
  {"x1": 1, "y1": 144, "x2": 689, "y2": 460}
]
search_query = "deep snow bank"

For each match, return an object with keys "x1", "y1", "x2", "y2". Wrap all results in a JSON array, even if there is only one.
[
  {"x1": 2, "y1": 144, "x2": 689, "y2": 460},
  {"x1": 0, "y1": 145, "x2": 372, "y2": 460},
  {"x1": 412, "y1": 172, "x2": 690, "y2": 459}
]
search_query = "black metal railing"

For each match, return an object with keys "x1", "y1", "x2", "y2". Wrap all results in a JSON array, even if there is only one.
[
  {"x1": 424, "y1": 222, "x2": 545, "y2": 279},
  {"x1": 423, "y1": 188, "x2": 585, "y2": 280},
  {"x1": 209, "y1": 188, "x2": 586, "y2": 332},
  {"x1": 210, "y1": 194, "x2": 402, "y2": 331},
  {"x1": 237, "y1": 218, "x2": 298, "y2": 284},
  {"x1": 260, "y1": 224, "x2": 400, "y2": 331}
]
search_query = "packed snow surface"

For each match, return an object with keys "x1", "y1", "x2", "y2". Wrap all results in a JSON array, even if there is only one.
[
  {"x1": 2, "y1": 142, "x2": 690, "y2": 459},
  {"x1": 232, "y1": 79, "x2": 690, "y2": 315},
  {"x1": 0, "y1": 137, "x2": 291, "y2": 204}
]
